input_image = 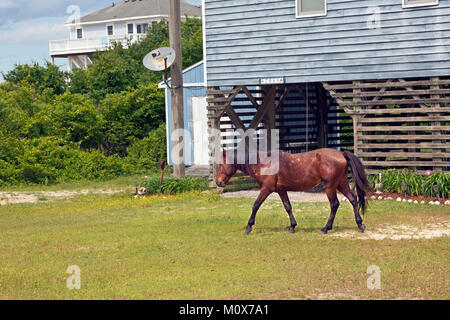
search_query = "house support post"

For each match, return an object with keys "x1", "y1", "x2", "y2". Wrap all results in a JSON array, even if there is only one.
[
  {"x1": 207, "y1": 87, "x2": 222, "y2": 188},
  {"x1": 431, "y1": 77, "x2": 443, "y2": 172},
  {"x1": 352, "y1": 81, "x2": 362, "y2": 157},
  {"x1": 262, "y1": 85, "x2": 277, "y2": 154}
]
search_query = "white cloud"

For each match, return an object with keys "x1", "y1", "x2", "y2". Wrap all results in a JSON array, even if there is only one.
[
  {"x1": 0, "y1": 0, "x2": 16, "y2": 9},
  {"x1": 0, "y1": 18, "x2": 67, "y2": 44},
  {"x1": 0, "y1": 0, "x2": 113, "y2": 27}
]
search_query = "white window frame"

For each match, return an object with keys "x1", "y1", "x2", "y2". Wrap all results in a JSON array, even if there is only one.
[
  {"x1": 296, "y1": 0, "x2": 327, "y2": 18},
  {"x1": 106, "y1": 24, "x2": 114, "y2": 36},
  {"x1": 402, "y1": 0, "x2": 439, "y2": 8}
]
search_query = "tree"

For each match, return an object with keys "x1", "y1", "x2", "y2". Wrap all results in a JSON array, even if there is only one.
[
  {"x1": 2, "y1": 61, "x2": 68, "y2": 95},
  {"x1": 99, "y1": 83, "x2": 165, "y2": 156}
]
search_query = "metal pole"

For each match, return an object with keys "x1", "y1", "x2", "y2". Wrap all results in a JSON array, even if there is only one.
[{"x1": 169, "y1": 0, "x2": 185, "y2": 178}]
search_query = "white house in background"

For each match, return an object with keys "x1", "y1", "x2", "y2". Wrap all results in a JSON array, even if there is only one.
[{"x1": 49, "y1": 0, "x2": 201, "y2": 72}]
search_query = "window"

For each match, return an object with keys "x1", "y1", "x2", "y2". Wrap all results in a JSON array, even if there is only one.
[
  {"x1": 76, "y1": 28, "x2": 83, "y2": 39},
  {"x1": 127, "y1": 23, "x2": 134, "y2": 34},
  {"x1": 135, "y1": 23, "x2": 148, "y2": 34},
  {"x1": 296, "y1": 0, "x2": 327, "y2": 18},
  {"x1": 402, "y1": 0, "x2": 438, "y2": 8},
  {"x1": 107, "y1": 25, "x2": 114, "y2": 36}
]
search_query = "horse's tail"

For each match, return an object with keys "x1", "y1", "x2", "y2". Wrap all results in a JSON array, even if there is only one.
[{"x1": 342, "y1": 151, "x2": 371, "y2": 214}]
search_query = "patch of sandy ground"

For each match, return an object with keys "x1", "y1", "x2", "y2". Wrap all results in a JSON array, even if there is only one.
[
  {"x1": 331, "y1": 223, "x2": 450, "y2": 241},
  {"x1": 0, "y1": 189, "x2": 122, "y2": 205}
]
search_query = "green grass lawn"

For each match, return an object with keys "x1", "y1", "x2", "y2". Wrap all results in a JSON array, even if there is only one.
[{"x1": 0, "y1": 190, "x2": 448, "y2": 300}]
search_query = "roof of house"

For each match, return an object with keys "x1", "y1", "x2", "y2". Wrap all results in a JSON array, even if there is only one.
[{"x1": 74, "y1": 0, "x2": 202, "y2": 24}]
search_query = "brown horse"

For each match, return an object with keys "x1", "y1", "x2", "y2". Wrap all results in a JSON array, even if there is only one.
[{"x1": 216, "y1": 148, "x2": 371, "y2": 235}]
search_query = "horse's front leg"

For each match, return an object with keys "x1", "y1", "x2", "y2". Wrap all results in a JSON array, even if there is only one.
[{"x1": 245, "y1": 187, "x2": 272, "y2": 235}]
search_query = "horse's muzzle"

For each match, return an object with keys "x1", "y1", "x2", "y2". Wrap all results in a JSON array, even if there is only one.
[{"x1": 216, "y1": 180, "x2": 225, "y2": 188}]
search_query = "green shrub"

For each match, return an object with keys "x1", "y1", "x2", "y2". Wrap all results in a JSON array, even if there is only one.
[
  {"x1": 99, "y1": 83, "x2": 165, "y2": 156},
  {"x1": 368, "y1": 169, "x2": 449, "y2": 198},
  {"x1": 126, "y1": 123, "x2": 166, "y2": 172},
  {"x1": 424, "y1": 172, "x2": 449, "y2": 199},
  {"x1": 0, "y1": 137, "x2": 134, "y2": 186},
  {"x1": 141, "y1": 176, "x2": 208, "y2": 195}
]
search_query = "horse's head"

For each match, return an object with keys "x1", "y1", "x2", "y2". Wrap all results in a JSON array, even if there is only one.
[{"x1": 215, "y1": 149, "x2": 237, "y2": 188}]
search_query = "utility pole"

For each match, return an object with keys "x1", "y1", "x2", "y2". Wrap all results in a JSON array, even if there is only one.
[{"x1": 169, "y1": 0, "x2": 185, "y2": 178}]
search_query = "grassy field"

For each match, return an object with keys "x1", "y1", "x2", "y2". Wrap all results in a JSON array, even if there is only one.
[{"x1": 0, "y1": 188, "x2": 448, "y2": 300}]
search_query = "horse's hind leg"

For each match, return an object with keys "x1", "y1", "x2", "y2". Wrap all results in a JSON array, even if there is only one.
[
  {"x1": 338, "y1": 181, "x2": 365, "y2": 233},
  {"x1": 278, "y1": 191, "x2": 297, "y2": 233},
  {"x1": 321, "y1": 186, "x2": 340, "y2": 234},
  {"x1": 245, "y1": 187, "x2": 272, "y2": 235}
]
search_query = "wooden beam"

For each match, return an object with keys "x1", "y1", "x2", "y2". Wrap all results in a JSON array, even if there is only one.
[
  {"x1": 347, "y1": 107, "x2": 450, "y2": 115},
  {"x1": 242, "y1": 86, "x2": 259, "y2": 110},
  {"x1": 353, "y1": 81, "x2": 362, "y2": 156},
  {"x1": 274, "y1": 85, "x2": 292, "y2": 112},
  {"x1": 224, "y1": 106, "x2": 246, "y2": 131},
  {"x1": 340, "y1": 98, "x2": 450, "y2": 107},
  {"x1": 430, "y1": 76, "x2": 444, "y2": 172},
  {"x1": 398, "y1": 79, "x2": 428, "y2": 108},
  {"x1": 323, "y1": 79, "x2": 450, "y2": 90},
  {"x1": 358, "y1": 143, "x2": 450, "y2": 149},
  {"x1": 359, "y1": 152, "x2": 450, "y2": 158},
  {"x1": 332, "y1": 89, "x2": 450, "y2": 98},
  {"x1": 359, "y1": 116, "x2": 450, "y2": 123},
  {"x1": 354, "y1": 134, "x2": 450, "y2": 140},
  {"x1": 362, "y1": 161, "x2": 448, "y2": 167},
  {"x1": 249, "y1": 86, "x2": 277, "y2": 130},
  {"x1": 357, "y1": 126, "x2": 450, "y2": 132}
]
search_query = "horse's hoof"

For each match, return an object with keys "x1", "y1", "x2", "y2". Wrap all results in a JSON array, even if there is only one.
[
  {"x1": 358, "y1": 224, "x2": 366, "y2": 233},
  {"x1": 288, "y1": 227, "x2": 296, "y2": 234},
  {"x1": 245, "y1": 226, "x2": 252, "y2": 235},
  {"x1": 320, "y1": 228, "x2": 328, "y2": 234}
]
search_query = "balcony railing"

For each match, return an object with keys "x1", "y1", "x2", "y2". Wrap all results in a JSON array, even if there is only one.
[{"x1": 49, "y1": 34, "x2": 144, "y2": 56}]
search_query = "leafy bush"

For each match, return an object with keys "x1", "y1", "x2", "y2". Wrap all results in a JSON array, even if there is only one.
[
  {"x1": 368, "y1": 169, "x2": 449, "y2": 198},
  {"x1": 423, "y1": 172, "x2": 449, "y2": 199},
  {"x1": 126, "y1": 123, "x2": 167, "y2": 172},
  {"x1": 141, "y1": 176, "x2": 208, "y2": 195},
  {"x1": 0, "y1": 137, "x2": 133, "y2": 186},
  {"x1": 100, "y1": 83, "x2": 165, "y2": 156}
]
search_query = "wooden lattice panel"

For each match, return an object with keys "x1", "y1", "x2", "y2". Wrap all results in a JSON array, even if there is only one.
[{"x1": 324, "y1": 77, "x2": 450, "y2": 174}]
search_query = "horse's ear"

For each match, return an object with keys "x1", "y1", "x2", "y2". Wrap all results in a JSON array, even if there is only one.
[{"x1": 223, "y1": 149, "x2": 227, "y2": 158}]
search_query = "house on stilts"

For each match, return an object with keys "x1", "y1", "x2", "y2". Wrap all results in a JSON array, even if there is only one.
[{"x1": 202, "y1": 0, "x2": 450, "y2": 186}]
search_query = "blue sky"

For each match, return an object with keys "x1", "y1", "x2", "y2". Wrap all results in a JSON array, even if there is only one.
[{"x1": 0, "y1": 0, "x2": 202, "y2": 80}]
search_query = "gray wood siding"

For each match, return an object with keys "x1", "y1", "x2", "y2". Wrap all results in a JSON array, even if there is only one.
[{"x1": 204, "y1": 0, "x2": 450, "y2": 86}]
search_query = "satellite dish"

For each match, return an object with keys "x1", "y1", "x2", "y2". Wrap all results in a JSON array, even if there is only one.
[{"x1": 143, "y1": 47, "x2": 176, "y2": 71}]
